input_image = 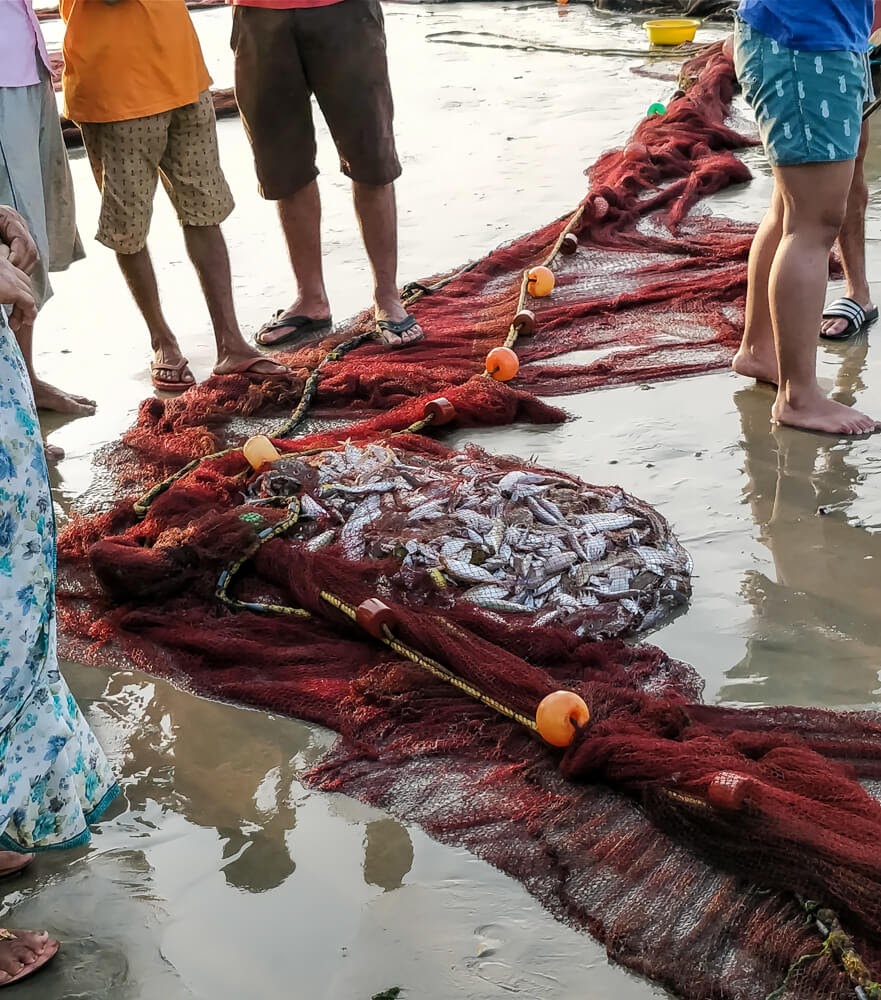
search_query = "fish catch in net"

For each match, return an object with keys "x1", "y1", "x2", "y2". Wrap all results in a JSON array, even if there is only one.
[
  {"x1": 56, "y1": 42, "x2": 881, "y2": 1000},
  {"x1": 246, "y1": 441, "x2": 692, "y2": 635}
]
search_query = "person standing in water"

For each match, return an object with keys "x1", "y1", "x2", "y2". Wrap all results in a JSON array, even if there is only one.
[
  {"x1": 59, "y1": 0, "x2": 287, "y2": 391},
  {"x1": 0, "y1": 0, "x2": 97, "y2": 432},
  {"x1": 731, "y1": 0, "x2": 879, "y2": 434},
  {"x1": 0, "y1": 209, "x2": 119, "y2": 987}
]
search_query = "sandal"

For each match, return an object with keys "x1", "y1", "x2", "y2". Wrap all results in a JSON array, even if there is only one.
[
  {"x1": 212, "y1": 357, "x2": 288, "y2": 377},
  {"x1": 820, "y1": 297, "x2": 879, "y2": 341},
  {"x1": 374, "y1": 314, "x2": 425, "y2": 349},
  {"x1": 254, "y1": 312, "x2": 333, "y2": 348},
  {"x1": 0, "y1": 930, "x2": 59, "y2": 988},
  {"x1": 150, "y1": 358, "x2": 195, "y2": 393}
]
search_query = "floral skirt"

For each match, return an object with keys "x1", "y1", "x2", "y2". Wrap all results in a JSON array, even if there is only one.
[{"x1": 0, "y1": 308, "x2": 118, "y2": 851}]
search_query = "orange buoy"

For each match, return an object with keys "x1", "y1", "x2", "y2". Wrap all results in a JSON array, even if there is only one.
[
  {"x1": 536, "y1": 690, "x2": 590, "y2": 748},
  {"x1": 513, "y1": 309, "x2": 536, "y2": 336},
  {"x1": 243, "y1": 435, "x2": 281, "y2": 470},
  {"x1": 356, "y1": 598, "x2": 397, "y2": 640},
  {"x1": 526, "y1": 266, "x2": 555, "y2": 298},
  {"x1": 485, "y1": 347, "x2": 520, "y2": 382},
  {"x1": 424, "y1": 396, "x2": 457, "y2": 425},
  {"x1": 624, "y1": 141, "x2": 649, "y2": 162},
  {"x1": 707, "y1": 771, "x2": 750, "y2": 811},
  {"x1": 560, "y1": 233, "x2": 579, "y2": 255}
]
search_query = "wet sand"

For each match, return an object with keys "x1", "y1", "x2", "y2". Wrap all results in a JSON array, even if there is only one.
[{"x1": 16, "y1": 5, "x2": 881, "y2": 998}]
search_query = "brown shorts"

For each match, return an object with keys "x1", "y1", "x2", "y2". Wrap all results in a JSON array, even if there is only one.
[
  {"x1": 232, "y1": 0, "x2": 401, "y2": 200},
  {"x1": 78, "y1": 92, "x2": 234, "y2": 254}
]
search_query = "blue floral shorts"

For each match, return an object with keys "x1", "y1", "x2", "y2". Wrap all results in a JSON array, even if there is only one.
[{"x1": 734, "y1": 15, "x2": 872, "y2": 166}]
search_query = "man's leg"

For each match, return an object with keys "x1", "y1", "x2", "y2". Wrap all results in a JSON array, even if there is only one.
[
  {"x1": 821, "y1": 124, "x2": 873, "y2": 337},
  {"x1": 181, "y1": 223, "x2": 285, "y2": 374},
  {"x1": 352, "y1": 181, "x2": 421, "y2": 345},
  {"x1": 732, "y1": 185, "x2": 784, "y2": 385},
  {"x1": 769, "y1": 160, "x2": 876, "y2": 434}
]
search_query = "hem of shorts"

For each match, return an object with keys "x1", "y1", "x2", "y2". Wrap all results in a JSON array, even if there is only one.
[
  {"x1": 0, "y1": 783, "x2": 121, "y2": 854},
  {"x1": 767, "y1": 152, "x2": 859, "y2": 166},
  {"x1": 340, "y1": 166, "x2": 404, "y2": 187},
  {"x1": 258, "y1": 169, "x2": 322, "y2": 201}
]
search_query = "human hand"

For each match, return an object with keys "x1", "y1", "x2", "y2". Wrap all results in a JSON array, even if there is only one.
[
  {"x1": 0, "y1": 206, "x2": 39, "y2": 276},
  {"x1": 0, "y1": 249, "x2": 37, "y2": 334}
]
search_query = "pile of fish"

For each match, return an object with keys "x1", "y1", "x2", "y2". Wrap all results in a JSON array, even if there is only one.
[{"x1": 248, "y1": 442, "x2": 692, "y2": 638}]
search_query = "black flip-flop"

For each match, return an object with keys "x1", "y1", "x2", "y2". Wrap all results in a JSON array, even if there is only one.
[
  {"x1": 254, "y1": 311, "x2": 333, "y2": 348},
  {"x1": 820, "y1": 297, "x2": 879, "y2": 341},
  {"x1": 375, "y1": 314, "x2": 425, "y2": 350}
]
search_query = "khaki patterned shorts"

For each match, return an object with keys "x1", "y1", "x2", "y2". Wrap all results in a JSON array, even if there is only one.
[{"x1": 78, "y1": 91, "x2": 234, "y2": 254}]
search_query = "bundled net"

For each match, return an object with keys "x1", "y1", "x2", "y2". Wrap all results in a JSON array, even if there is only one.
[{"x1": 56, "y1": 44, "x2": 881, "y2": 1000}]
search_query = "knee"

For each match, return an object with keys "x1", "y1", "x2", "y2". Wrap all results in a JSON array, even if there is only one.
[{"x1": 784, "y1": 200, "x2": 848, "y2": 245}]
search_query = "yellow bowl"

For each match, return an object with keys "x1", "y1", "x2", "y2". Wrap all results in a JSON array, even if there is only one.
[{"x1": 644, "y1": 18, "x2": 700, "y2": 45}]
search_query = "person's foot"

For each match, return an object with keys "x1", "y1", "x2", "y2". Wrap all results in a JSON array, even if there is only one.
[
  {"x1": 256, "y1": 295, "x2": 331, "y2": 347},
  {"x1": 772, "y1": 391, "x2": 879, "y2": 435},
  {"x1": 43, "y1": 442, "x2": 64, "y2": 463},
  {"x1": 31, "y1": 378, "x2": 96, "y2": 416},
  {"x1": 213, "y1": 348, "x2": 288, "y2": 377},
  {"x1": 820, "y1": 296, "x2": 876, "y2": 339},
  {"x1": 732, "y1": 344, "x2": 779, "y2": 385},
  {"x1": 375, "y1": 298, "x2": 424, "y2": 348},
  {"x1": 0, "y1": 929, "x2": 57, "y2": 986},
  {"x1": 151, "y1": 344, "x2": 195, "y2": 391},
  {"x1": 0, "y1": 852, "x2": 32, "y2": 879}
]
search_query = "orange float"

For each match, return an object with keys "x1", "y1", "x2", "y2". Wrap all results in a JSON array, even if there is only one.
[
  {"x1": 526, "y1": 266, "x2": 555, "y2": 297},
  {"x1": 243, "y1": 435, "x2": 281, "y2": 470},
  {"x1": 707, "y1": 771, "x2": 751, "y2": 811},
  {"x1": 485, "y1": 347, "x2": 520, "y2": 382},
  {"x1": 536, "y1": 690, "x2": 590, "y2": 748},
  {"x1": 624, "y1": 141, "x2": 649, "y2": 162},
  {"x1": 356, "y1": 598, "x2": 397, "y2": 640}
]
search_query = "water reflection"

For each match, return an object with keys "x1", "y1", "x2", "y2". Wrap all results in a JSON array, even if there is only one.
[
  {"x1": 724, "y1": 341, "x2": 881, "y2": 707},
  {"x1": 95, "y1": 672, "x2": 413, "y2": 896}
]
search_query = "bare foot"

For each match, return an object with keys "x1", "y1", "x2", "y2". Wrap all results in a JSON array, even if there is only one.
[
  {"x1": 772, "y1": 392, "x2": 879, "y2": 435},
  {"x1": 213, "y1": 349, "x2": 288, "y2": 377},
  {"x1": 31, "y1": 378, "x2": 96, "y2": 416},
  {"x1": 732, "y1": 346, "x2": 779, "y2": 385},
  {"x1": 43, "y1": 442, "x2": 64, "y2": 463},
  {"x1": 0, "y1": 929, "x2": 56, "y2": 985}
]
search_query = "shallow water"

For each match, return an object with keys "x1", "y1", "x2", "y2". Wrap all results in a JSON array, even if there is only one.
[{"x1": 15, "y1": 4, "x2": 881, "y2": 998}]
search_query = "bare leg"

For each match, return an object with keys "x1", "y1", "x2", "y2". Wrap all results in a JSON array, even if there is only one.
[
  {"x1": 769, "y1": 161, "x2": 876, "y2": 434},
  {"x1": 115, "y1": 246, "x2": 194, "y2": 388},
  {"x1": 732, "y1": 186, "x2": 784, "y2": 384},
  {"x1": 352, "y1": 181, "x2": 423, "y2": 346},
  {"x1": 0, "y1": 929, "x2": 56, "y2": 985},
  {"x1": 822, "y1": 124, "x2": 873, "y2": 337},
  {"x1": 17, "y1": 321, "x2": 96, "y2": 416},
  {"x1": 259, "y1": 181, "x2": 331, "y2": 347},
  {"x1": 181, "y1": 224, "x2": 283, "y2": 375}
]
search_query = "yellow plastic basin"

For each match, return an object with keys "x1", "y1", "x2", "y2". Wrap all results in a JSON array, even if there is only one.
[{"x1": 644, "y1": 18, "x2": 700, "y2": 45}]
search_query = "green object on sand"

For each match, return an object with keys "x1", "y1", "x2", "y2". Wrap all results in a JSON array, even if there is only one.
[
  {"x1": 647, "y1": 102, "x2": 667, "y2": 117},
  {"x1": 371, "y1": 990, "x2": 402, "y2": 1000}
]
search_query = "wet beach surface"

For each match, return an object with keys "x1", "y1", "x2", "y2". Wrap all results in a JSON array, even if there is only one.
[{"x1": 16, "y1": 4, "x2": 881, "y2": 998}]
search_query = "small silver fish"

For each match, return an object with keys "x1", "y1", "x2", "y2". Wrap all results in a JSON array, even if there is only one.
[
  {"x1": 305, "y1": 529, "x2": 336, "y2": 551},
  {"x1": 440, "y1": 557, "x2": 498, "y2": 585}
]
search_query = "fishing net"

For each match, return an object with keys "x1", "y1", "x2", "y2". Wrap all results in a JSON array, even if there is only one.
[{"x1": 56, "y1": 44, "x2": 881, "y2": 999}]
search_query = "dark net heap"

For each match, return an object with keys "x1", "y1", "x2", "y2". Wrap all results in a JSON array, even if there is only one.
[{"x1": 56, "y1": 44, "x2": 881, "y2": 1000}]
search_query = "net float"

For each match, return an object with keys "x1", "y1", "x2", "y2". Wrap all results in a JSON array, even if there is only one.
[
  {"x1": 625, "y1": 142, "x2": 649, "y2": 162},
  {"x1": 513, "y1": 309, "x2": 536, "y2": 336},
  {"x1": 526, "y1": 266, "x2": 555, "y2": 297},
  {"x1": 536, "y1": 690, "x2": 590, "y2": 748},
  {"x1": 356, "y1": 598, "x2": 398, "y2": 640},
  {"x1": 707, "y1": 771, "x2": 751, "y2": 811},
  {"x1": 560, "y1": 233, "x2": 579, "y2": 255},
  {"x1": 485, "y1": 347, "x2": 520, "y2": 382},
  {"x1": 647, "y1": 102, "x2": 667, "y2": 117},
  {"x1": 243, "y1": 435, "x2": 281, "y2": 470},
  {"x1": 424, "y1": 396, "x2": 457, "y2": 425}
]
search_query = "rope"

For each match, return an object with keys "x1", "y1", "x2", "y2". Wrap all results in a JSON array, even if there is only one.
[{"x1": 425, "y1": 31, "x2": 704, "y2": 61}]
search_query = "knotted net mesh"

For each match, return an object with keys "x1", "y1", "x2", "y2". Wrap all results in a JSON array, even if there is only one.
[{"x1": 56, "y1": 45, "x2": 881, "y2": 1000}]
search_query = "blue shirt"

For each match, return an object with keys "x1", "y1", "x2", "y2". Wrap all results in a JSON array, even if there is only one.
[{"x1": 738, "y1": 0, "x2": 872, "y2": 52}]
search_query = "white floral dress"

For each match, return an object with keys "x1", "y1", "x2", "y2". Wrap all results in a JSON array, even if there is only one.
[{"x1": 0, "y1": 308, "x2": 117, "y2": 851}]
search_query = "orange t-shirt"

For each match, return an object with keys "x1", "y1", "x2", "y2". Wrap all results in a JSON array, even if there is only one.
[{"x1": 59, "y1": 0, "x2": 211, "y2": 124}]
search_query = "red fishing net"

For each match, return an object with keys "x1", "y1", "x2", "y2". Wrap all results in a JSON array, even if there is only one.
[{"x1": 57, "y1": 45, "x2": 881, "y2": 999}]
